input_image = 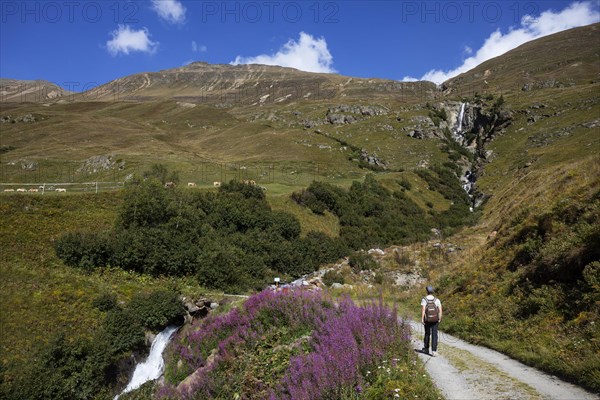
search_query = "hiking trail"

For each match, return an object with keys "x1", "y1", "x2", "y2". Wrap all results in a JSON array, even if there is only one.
[{"x1": 409, "y1": 321, "x2": 599, "y2": 400}]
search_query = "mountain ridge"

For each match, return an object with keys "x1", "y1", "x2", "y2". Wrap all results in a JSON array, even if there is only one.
[{"x1": 2, "y1": 23, "x2": 598, "y2": 105}]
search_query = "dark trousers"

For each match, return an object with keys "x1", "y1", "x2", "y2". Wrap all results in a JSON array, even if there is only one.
[{"x1": 424, "y1": 322, "x2": 438, "y2": 352}]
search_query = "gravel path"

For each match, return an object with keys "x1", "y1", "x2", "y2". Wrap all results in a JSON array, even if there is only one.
[{"x1": 409, "y1": 321, "x2": 599, "y2": 400}]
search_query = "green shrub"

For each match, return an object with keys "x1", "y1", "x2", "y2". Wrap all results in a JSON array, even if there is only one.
[
  {"x1": 398, "y1": 178, "x2": 412, "y2": 191},
  {"x1": 270, "y1": 210, "x2": 301, "y2": 240},
  {"x1": 143, "y1": 164, "x2": 179, "y2": 185},
  {"x1": 219, "y1": 180, "x2": 265, "y2": 200},
  {"x1": 117, "y1": 178, "x2": 174, "y2": 229},
  {"x1": 100, "y1": 308, "x2": 145, "y2": 354},
  {"x1": 54, "y1": 231, "x2": 113, "y2": 271},
  {"x1": 349, "y1": 252, "x2": 377, "y2": 273},
  {"x1": 128, "y1": 290, "x2": 184, "y2": 331},
  {"x1": 322, "y1": 269, "x2": 345, "y2": 287},
  {"x1": 92, "y1": 293, "x2": 118, "y2": 312},
  {"x1": 394, "y1": 249, "x2": 414, "y2": 267}
]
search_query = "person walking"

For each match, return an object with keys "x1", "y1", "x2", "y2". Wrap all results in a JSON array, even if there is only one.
[{"x1": 421, "y1": 286, "x2": 442, "y2": 356}]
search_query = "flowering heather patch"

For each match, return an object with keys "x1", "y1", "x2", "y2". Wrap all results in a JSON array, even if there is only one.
[
  {"x1": 159, "y1": 290, "x2": 438, "y2": 399},
  {"x1": 272, "y1": 297, "x2": 408, "y2": 400}
]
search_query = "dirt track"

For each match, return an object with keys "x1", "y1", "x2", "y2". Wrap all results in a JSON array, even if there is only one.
[{"x1": 409, "y1": 321, "x2": 599, "y2": 400}]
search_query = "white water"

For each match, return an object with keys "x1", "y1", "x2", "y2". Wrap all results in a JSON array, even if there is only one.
[
  {"x1": 456, "y1": 102, "x2": 466, "y2": 133},
  {"x1": 115, "y1": 325, "x2": 179, "y2": 399}
]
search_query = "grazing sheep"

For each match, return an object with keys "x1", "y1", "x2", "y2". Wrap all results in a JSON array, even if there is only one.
[
  {"x1": 4, "y1": 189, "x2": 14, "y2": 192},
  {"x1": 56, "y1": 188, "x2": 67, "y2": 192},
  {"x1": 164, "y1": 182, "x2": 176, "y2": 189},
  {"x1": 187, "y1": 182, "x2": 196, "y2": 187},
  {"x1": 213, "y1": 181, "x2": 221, "y2": 187},
  {"x1": 28, "y1": 188, "x2": 39, "y2": 192},
  {"x1": 16, "y1": 188, "x2": 26, "y2": 192}
]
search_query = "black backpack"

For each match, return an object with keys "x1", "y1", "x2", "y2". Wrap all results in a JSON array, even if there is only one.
[{"x1": 424, "y1": 297, "x2": 439, "y2": 323}]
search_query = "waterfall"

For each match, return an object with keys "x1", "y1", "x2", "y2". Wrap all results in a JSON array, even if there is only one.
[
  {"x1": 115, "y1": 325, "x2": 179, "y2": 399},
  {"x1": 456, "y1": 102, "x2": 466, "y2": 133}
]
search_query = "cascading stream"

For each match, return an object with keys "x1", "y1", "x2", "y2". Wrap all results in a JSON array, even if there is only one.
[
  {"x1": 454, "y1": 102, "x2": 476, "y2": 211},
  {"x1": 115, "y1": 325, "x2": 179, "y2": 399},
  {"x1": 456, "y1": 102, "x2": 465, "y2": 133}
]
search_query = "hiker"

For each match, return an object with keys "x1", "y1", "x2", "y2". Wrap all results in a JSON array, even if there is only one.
[{"x1": 421, "y1": 286, "x2": 442, "y2": 356}]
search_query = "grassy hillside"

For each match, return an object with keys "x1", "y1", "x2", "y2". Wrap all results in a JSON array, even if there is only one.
[
  {"x1": 401, "y1": 30, "x2": 600, "y2": 391},
  {"x1": 444, "y1": 23, "x2": 600, "y2": 95},
  {"x1": 0, "y1": 193, "x2": 218, "y2": 396}
]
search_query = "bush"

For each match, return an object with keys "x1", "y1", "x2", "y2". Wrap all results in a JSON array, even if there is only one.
[
  {"x1": 128, "y1": 290, "x2": 185, "y2": 331},
  {"x1": 54, "y1": 231, "x2": 113, "y2": 271},
  {"x1": 100, "y1": 308, "x2": 146, "y2": 354},
  {"x1": 143, "y1": 164, "x2": 179, "y2": 185},
  {"x1": 348, "y1": 252, "x2": 377, "y2": 273},
  {"x1": 117, "y1": 179, "x2": 174, "y2": 229},
  {"x1": 399, "y1": 178, "x2": 412, "y2": 191},
  {"x1": 270, "y1": 211, "x2": 301, "y2": 240},
  {"x1": 322, "y1": 270, "x2": 345, "y2": 287},
  {"x1": 92, "y1": 293, "x2": 118, "y2": 312}
]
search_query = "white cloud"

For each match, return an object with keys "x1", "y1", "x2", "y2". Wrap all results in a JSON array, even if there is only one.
[
  {"x1": 106, "y1": 25, "x2": 158, "y2": 56},
  {"x1": 231, "y1": 32, "x2": 335, "y2": 73},
  {"x1": 401, "y1": 76, "x2": 418, "y2": 82},
  {"x1": 419, "y1": 1, "x2": 599, "y2": 83},
  {"x1": 152, "y1": 0, "x2": 186, "y2": 24},
  {"x1": 192, "y1": 41, "x2": 207, "y2": 53},
  {"x1": 464, "y1": 46, "x2": 473, "y2": 55}
]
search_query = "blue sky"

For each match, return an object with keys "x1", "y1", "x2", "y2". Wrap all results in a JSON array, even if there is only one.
[{"x1": 1, "y1": 0, "x2": 598, "y2": 90}]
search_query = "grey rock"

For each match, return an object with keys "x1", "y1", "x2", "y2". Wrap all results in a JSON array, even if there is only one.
[
  {"x1": 407, "y1": 129, "x2": 424, "y2": 139},
  {"x1": 303, "y1": 120, "x2": 320, "y2": 128},
  {"x1": 327, "y1": 104, "x2": 388, "y2": 116},
  {"x1": 184, "y1": 301, "x2": 200, "y2": 314},
  {"x1": 327, "y1": 113, "x2": 356, "y2": 124},
  {"x1": 582, "y1": 119, "x2": 600, "y2": 129},
  {"x1": 19, "y1": 113, "x2": 36, "y2": 123},
  {"x1": 77, "y1": 155, "x2": 121, "y2": 174},
  {"x1": 20, "y1": 160, "x2": 38, "y2": 171}
]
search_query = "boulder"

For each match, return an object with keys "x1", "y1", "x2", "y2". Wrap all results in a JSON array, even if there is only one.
[
  {"x1": 326, "y1": 113, "x2": 356, "y2": 124},
  {"x1": 367, "y1": 248, "x2": 385, "y2": 256}
]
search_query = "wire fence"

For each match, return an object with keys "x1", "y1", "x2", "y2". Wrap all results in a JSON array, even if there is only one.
[{"x1": 0, "y1": 181, "x2": 125, "y2": 194}]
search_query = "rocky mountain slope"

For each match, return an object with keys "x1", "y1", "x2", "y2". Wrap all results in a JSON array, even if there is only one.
[
  {"x1": 443, "y1": 23, "x2": 600, "y2": 94},
  {"x1": 0, "y1": 78, "x2": 72, "y2": 103}
]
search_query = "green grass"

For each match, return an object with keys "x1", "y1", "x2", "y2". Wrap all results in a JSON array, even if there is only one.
[
  {"x1": 268, "y1": 194, "x2": 339, "y2": 237},
  {"x1": 0, "y1": 193, "x2": 217, "y2": 392}
]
